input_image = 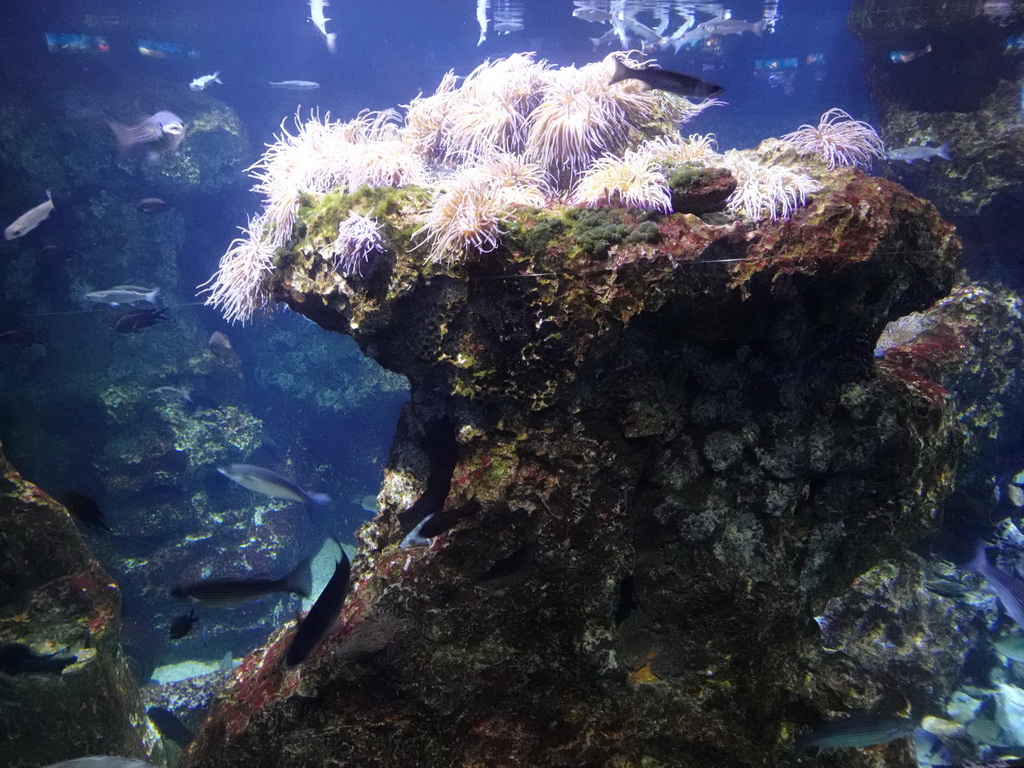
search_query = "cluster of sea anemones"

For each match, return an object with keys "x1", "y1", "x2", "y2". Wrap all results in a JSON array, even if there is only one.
[
  {"x1": 780, "y1": 108, "x2": 886, "y2": 170},
  {"x1": 330, "y1": 212, "x2": 386, "y2": 277},
  {"x1": 719, "y1": 150, "x2": 822, "y2": 222}
]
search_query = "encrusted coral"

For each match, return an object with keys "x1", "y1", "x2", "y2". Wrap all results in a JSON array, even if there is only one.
[{"x1": 781, "y1": 108, "x2": 886, "y2": 170}]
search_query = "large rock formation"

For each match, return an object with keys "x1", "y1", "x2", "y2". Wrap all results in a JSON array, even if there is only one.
[
  {"x1": 183, "y1": 168, "x2": 968, "y2": 768},
  {"x1": 0, "y1": 444, "x2": 150, "y2": 767}
]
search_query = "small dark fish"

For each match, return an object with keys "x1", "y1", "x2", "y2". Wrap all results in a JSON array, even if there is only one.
[
  {"x1": 285, "y1": 549, "x2": 352, "y2": 667},
  {"x1": 0, "y1": 643, "x2": 77, "y2": 674},
  {"x1": 170, "y1": 557, "x2": 313, "y2": 607},
  {"x1": 796, "y1": 714, "x2": 918, "y2": 754},
  {"x1": 0, "y1": 329, "x2": 43, "y2": 346},
  {"x1": 609, "y1": 57, "x2": 723, "y2": 99},
  {"x1": 970, "y1": 544, "x2": 1024, "y2": 627},
  {"x1": 168, "y1": 609, "x2": 199, "y2": 640},
  {"x1": 147, "y1": 706, "x2": 194, "y2": 748},
  {"x1": 137, "y1": 197, "x2": 170, "y2": 214},
  {"x1": 62, "y1": 491, "x2": 111, "y2": 532},
  {"x1": 40, "y1": 759, "x2": 153, "y2": 768},
  {"x1": 114, "y1": 308, "x2": 167, "y2": 333}
]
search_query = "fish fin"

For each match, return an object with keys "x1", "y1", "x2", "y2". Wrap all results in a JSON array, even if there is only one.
[
  {"x1": 608, "y1": 57, "x2": 631, "y2": 86},
  {"x1": 937, "y1": 142, "x2": 952, "y2": 161},
  {"x1": 325, "y1": 32, "x2": 338, "y2": 53},
  {"x1": 45, "y1": 190, "x2": 52, "y2": 201},
  {"x1": 284, "y1": 558, "x2": 314, "y2": 598},
  {"x1": 306, "y1": 492, "x2": 332, "y2": 507},
  {"x1": 751, "y1": 19, "x2": 766, "y2": 37}
]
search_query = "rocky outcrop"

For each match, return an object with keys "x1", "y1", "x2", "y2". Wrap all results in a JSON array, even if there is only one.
[
  {"x1": 0, "y1": 444, "x2": 149, "y2": 767},
  {"x1": 180, "y1": 168, "x2": 971, "y2": 768}
]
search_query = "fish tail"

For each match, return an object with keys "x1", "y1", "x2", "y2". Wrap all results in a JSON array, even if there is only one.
[
  {"x1": 608, "y1": 57, "x2": 631, "y2": 86},
  {"x1": 751, "y1": 20, "x2": 766, "y2": 37},
  {"x1": 306, "y1": 492, "x2": 332, "y2": 507},
  {"x1": 147, "y1": 287, "x2": 160, "y2": 304},
  {"x1": 937, "y1": 142, "x2": 952, "y2": 161},
  {"x1": 325, "y1": 32, "x2": 338, "y2": 53},
  {"x1": 969, "y1": 542, "x2": 991, "y2": 576},
  {"x1": 283, "y1": 558, "x2": 314, "y2": 598},
  {"x1": 105, "y1": 116, "x2": 135, "y2": 149}
]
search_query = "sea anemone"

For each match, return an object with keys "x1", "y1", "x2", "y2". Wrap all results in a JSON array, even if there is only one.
[
  {"x1": 330, "y1": 212, "x2": 386, "y2": 277},
  {"x1": 719, "y1": 151, "x2": 821, "y2": 222},
  {"x1": 640, "y1": 133, "x2": 720, "y2": 164},
  {"x1": 875, "y1": 312, "x2": 933, "y2": 357},
  {"x1": 571, "y1": 149, "x2": 671, "y2": 212},
  {"x1": 781, "y1": 108, "x2": 886, "y2": 170},
  {"x1": 402, "y1": 71, "x2": 459, "y2": 162},
  {"x1": 198, "y1": 216, "x2": 275, "y2": 325},
  {"x1": 414, "y1": 172, "x2": 511, "y2": 264},
  {"x1": 470, "y1": 151, "x2": 548, "y2": 207}
]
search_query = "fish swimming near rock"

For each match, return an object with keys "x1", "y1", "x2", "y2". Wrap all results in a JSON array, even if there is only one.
[
  {"x1": 40, "y1": 758, "x2": 153, "y2": 768},
  {"x1": 285, "y1": 548, "x2": 351, "y2": 667},
  {"x1": 189, "y1": 72, "x2": 222, "y2": 91},
  {"x1": 62, "y1": 491, "x2": 111, "y2": 532},
  {"x1": 889, "y1": 45, "x2": 932, "y2": 64},
  {"x1": 168, "y1": 609, "x2": 199, "y2": 640},
  {"x1": 150, "y1": 385, "x2": 193, "y2": 405},
  {"x1": 994, "y1": 634, "x2": 1024, "y2": 661},
  {"x1": 137, "y1": 197, "x2": 170, "y2": 214},
  {"x1": 170, "y1": 558, "x2": 313, "y2": 607},
  {"x1": 886, "y1": 143, "x2": 952, "y2": 163},
  {"x1": 84, "y1": 286, "x2": 160, "y2": 306},
  {"x1": 208, "y1": 330, "x2": 233, "y2": 354},
  {"x1": 796, "y1": 713, "x2": 918, "y2": 754},
  {"x1": 218, "y1": 463, "x2": 331, "y2": 507},
  {"x1": 4, "y1": 190, "x2": 54, "y2": 240},
  {"x1": 969, "y1": 543, "x2": 1024, "y2": 627},
  {"x1": 147, "y1": 706, "x2": 194, "y2": 748},
  {"x1": 608, "y1": 57, "x2": 723, "y2": 99},
  {"x1": 105, "y1": 110, "x2": 186, "y2": 154},
  {"x1": 114, "y1": 308, "x2": 167, "y2": 333},
  {"x1": 268, "y1": 80, "x2": 321, "y2": 90}
]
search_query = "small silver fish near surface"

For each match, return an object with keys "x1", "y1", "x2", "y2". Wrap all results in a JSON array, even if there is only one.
[
  {"x1": 84, "y1": 286, "x2": 160, "y2": 306},
  {"x1": 695, "y1": 18, "x2": 768, "y2": 38},
  {"x1": 887, "y1": 142, "x2": 952, "y2": 163},
  {"x1": 268, "y1": 80, "x2": 320, "y2": 90},
  {"x1": 189, "y1": 71, "x2": 222, "y2": 91},
  {"x1": 4, "y1": 190, "x2": 54, "y2": 240},
  {"x1": 572, "y1": 7, "x2": 612, "y2": 22},
  {"x1": 218, "y1": 463, "x2": 331, "y2": 507}
]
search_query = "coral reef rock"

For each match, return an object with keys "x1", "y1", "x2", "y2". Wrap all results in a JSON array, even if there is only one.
[
  {"x1": 0, "y1": 444, "x2": 149, "y2": 767},
  {"x1": 187, "y1": 171, "x2": 962, "y2": 768}
]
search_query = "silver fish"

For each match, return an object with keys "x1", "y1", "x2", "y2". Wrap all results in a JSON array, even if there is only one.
[
  {"x1": 796, "y1": 714, "x2": 918, "y2": 753},
  {"x1": 887, "y1": 143, "x2": 952, "y2": 163},
  {"x1": 41, "y1": 759, "x2": 153, "y2": 768},
  {"x1": 695, "y1": 18, "x2": 767, "y2": 38},
  {"x1": 4, "y1": 190, "x2": 54, "y2": 240},
  {"x1": 84, "y1": 287, "x2": 160, "y2": 306},
  {"x1": 994, "y1": 635, "x2": 1024, "y2": 661},
  {"x1": 105, "y1": 110, "x2": 185, "y2": 152},
  {"x1": 218, "y1": 463, "x2": 331, "y2": 507},
  {"x1": 208, "y1": 330, "x2": 233, "y2": 354},
  {"x1": 150, "y1": 386, "x2": 193, "y2": 404},
  {"x1": 268, "y1": 80, "x2": 321, "y2": 90},
  {"x1": 189, "y1": 72, "x2": 222, "y2": 91},
  {"x1": 572, "y1": 8, "x2": 611, "y2": 22},
  {"x1": 969, "y1": 543, "x2": 1024, "y2": 626}
]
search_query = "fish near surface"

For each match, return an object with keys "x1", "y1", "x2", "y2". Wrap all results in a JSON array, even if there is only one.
[
  {"x1": 796, "y1": 713, "x2": 918, "y2": 753},
  {"x1": 268, "y1": 80, "x2": 320, "y2": 90},
  {"x1": 218, "y1": 463, "x2": 331, "y2": 507},
  {"x1": 309, "y1": 0, "x2": 337, "y2": 53},
  {"x1": 608, "y1": 57, "x2": 723, "y2": 99},
  {"x1": 170, "y1": 557, "x2": 313, "y2": 607},
  {"x1": 285, "y1": 548, "x2": 352, "y2": 667},
  {"x1": 4, "y1": 190, "x2": 54, "y2": 240}
]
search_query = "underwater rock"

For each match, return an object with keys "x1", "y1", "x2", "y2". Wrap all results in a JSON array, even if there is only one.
[
  {"x1": 184, "y1": 170, "x2": 965, "y2": 768},
  {"x1": 0, "y1": 444, "x2": 149, "y2": 766}
]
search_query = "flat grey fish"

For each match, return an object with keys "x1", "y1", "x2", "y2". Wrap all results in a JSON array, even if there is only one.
[
  {"x1": 218, "y1": 463, "x2": 331, "y2": 507},
  {"x1": 609, "y1": 57, "x2": 722, "y2": 99},
  {"x1": 41, "y1": 759, "x2": 153, "y2": 768},
  {"x1": 969, "y1": 543, "x2": 1024, "y2": 627},
  {"x1": 170, "y1": 557, "x2": 312, "y2": 607},
  {"x1": 887, "y1": 143, "x2": 951, "y2": 163},
  {"x1": 105, "y1": 110, "x2": 185, "y2": 151},
  {"x1": 695, "y1": 18, "x2": 767, "y2": 37},
  {"x1": 994, "y1": 635, "x2": 1024, "y2": 661},
  {"x1": 796, "y1": 714, "x2": 918, "y2": 753},
  {"x1": 4, "y1": 190, "x2": 54, "y2": 240},
  {"x1": 285, "y1": 549, "x2": 351, "y2": 667},
  {"x1": 268, "y1": 80, "x2": 320, "y2": 90},
  {"x1": 150, "y1": 386, "x2": 193, "y2": 404},
  {"x1": 84, "y1": 287, "x2": 159, "y2": 306}
]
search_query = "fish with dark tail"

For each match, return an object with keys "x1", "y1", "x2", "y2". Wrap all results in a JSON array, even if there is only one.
[
  {"x1": 285, "y1": 548, "x2": 352, "y2": 667},
  {"x1": 170, "y1": 558, "x2": 312, "y2": 607},
  {"x1": 608, "y1": 57, "x2": 723, "y2": 99},
  {"x1": 62, "y1": 491, "x2": 111, "y2": 532},
  {"x1": 114, "y1": 308, "x2": 167, "y2": 333},
  {"x1": 796, "y1": 713, "x2": 918, "y2": 754}
]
